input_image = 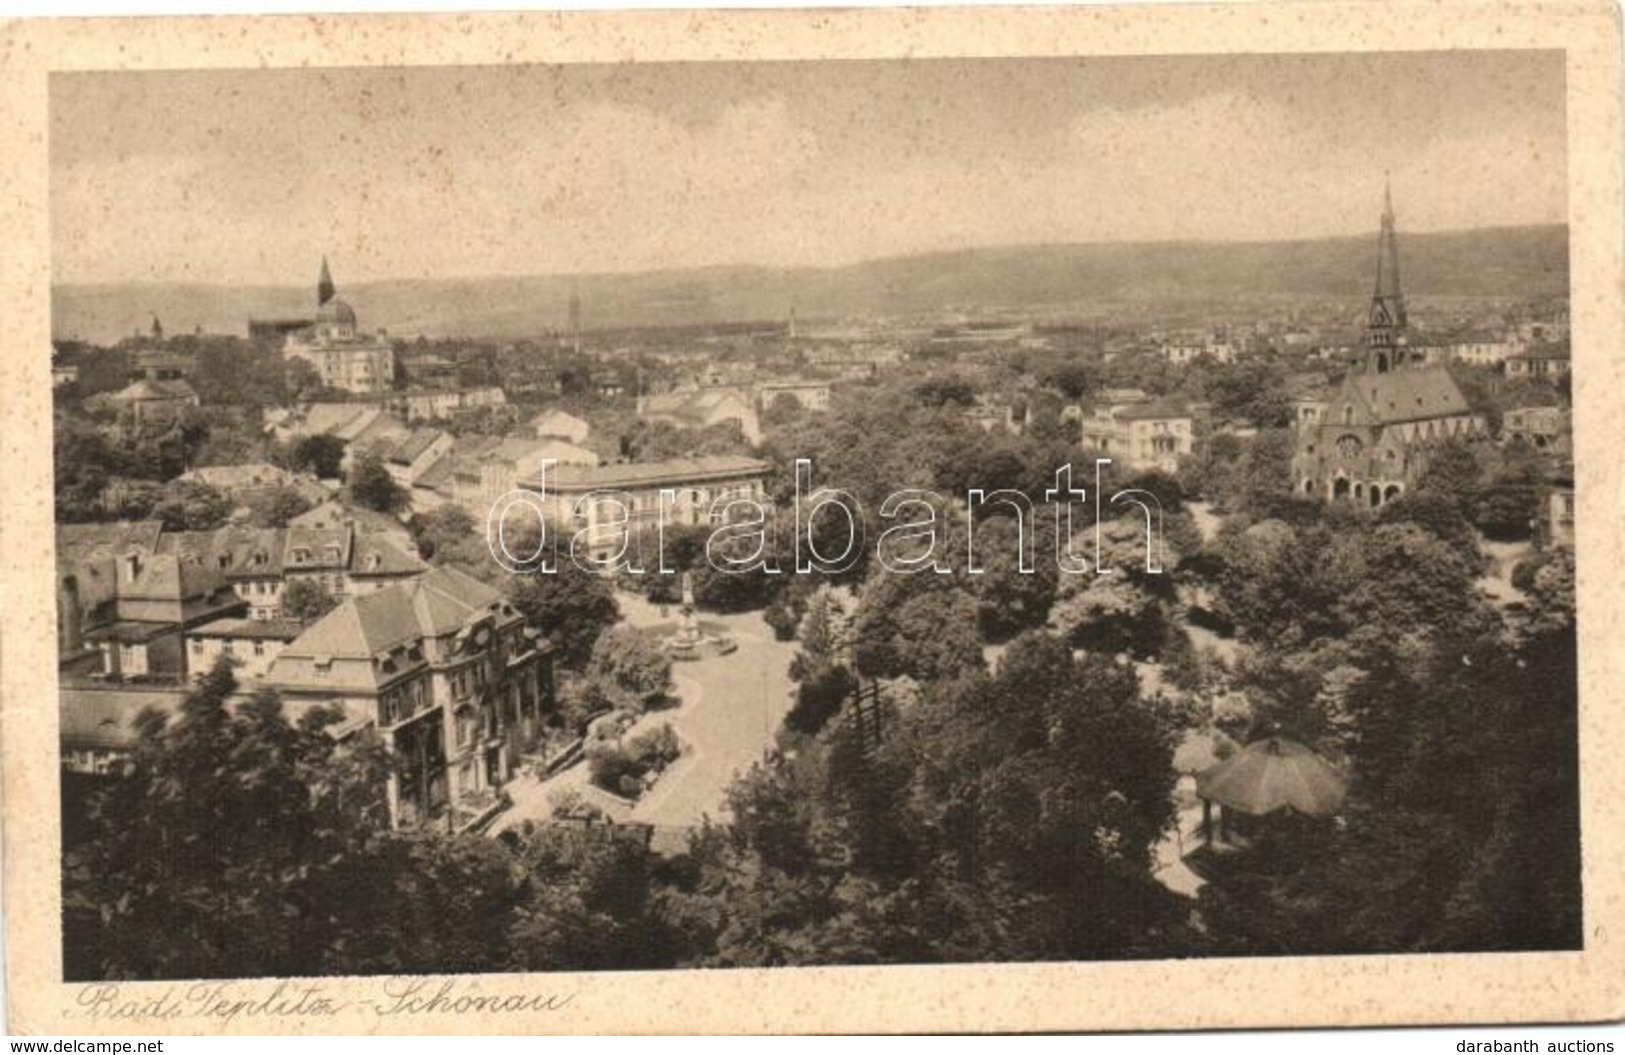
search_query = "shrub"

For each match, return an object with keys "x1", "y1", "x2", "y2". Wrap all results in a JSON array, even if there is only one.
[
  {"x1": 586, "y1": 738, "x2": 635, "y2": 790},
  {"x1": 627, "y1": 722, "x2": 681, "y2": 767}
]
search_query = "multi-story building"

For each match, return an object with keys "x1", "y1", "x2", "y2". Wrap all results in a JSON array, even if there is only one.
[
  {"x1": 1291, "y1": 184, "x2": 1486, "y2": 508},
  {"x1": 184, "y1": 617, "x2": 307, "y2": 682},
  {"x1": 288, "y1": 499, "x2": 415, "y2": 551},
  {"x1": 380, "y1": 386, "x2": 507, "y2": 423},
  {"x1": 1415, "y1": 331, "x2": 1524, "y2": 368},
  {"x1": 1160, "y1": 333, "x2": 1237, "y2": 365},
  {"x1": 378, "y1": 428, "x2": 457, "y2": 487},
  {"x1": 266, "y1": 566, "x2": 555, "y2": 830},
  {"x1": 755, "y1": 379, "x2": 832, "y2": 413},
  {"x1": 517, "y1": 455, "x2": 773, "y2": 560},
  {"x1": 1506, "y1": 344, "x2": 1572, "y2": 380},
  {"x1": 412, "y1": 435, "x2": 599, "y2": 517},
  {"x1": 155, "y1": 518, "x2": 424, "y2": 620},
  {"x1": 1080, "y1": 395, "x2": 1195, "y2": 475},
  {"x1": 57, "y1": 536, "x2": 248, "y2": 682},
  {"x1": 1502, "y1": 405, "x2": 1572, "y2": 454},
  {"x1": 282, "y1": 259, "x2": 397, "y2": 396}
]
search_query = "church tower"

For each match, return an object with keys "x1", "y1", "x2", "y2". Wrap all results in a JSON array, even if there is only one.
[
  {"x1": 317, "y1": 256, "x2": 336, "y2": 307},
  {"x1": 1363, "y1": 178, "x2": 1409, "y2": 374}
]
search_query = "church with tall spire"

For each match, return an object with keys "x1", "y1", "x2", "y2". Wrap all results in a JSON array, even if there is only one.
[
  {"x1": 1290, "y1": 184, "x2": 1484, "y2": 507},
  {"x1": 282, "y1": 258, "x2": 396, "y2": 396}
]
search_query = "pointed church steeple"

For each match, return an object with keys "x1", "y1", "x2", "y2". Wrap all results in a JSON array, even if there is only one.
[
  {"x1": 1364, "y1": 176, "x2": 1409, "y2": 373},
  {"x1": 317, "y1": 257, "x2": 336, "y2": 307}
]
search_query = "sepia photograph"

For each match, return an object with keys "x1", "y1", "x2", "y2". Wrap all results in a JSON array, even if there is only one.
[{"x1": 4, "y1": 1, "x2": 1623, "y2": 1036}]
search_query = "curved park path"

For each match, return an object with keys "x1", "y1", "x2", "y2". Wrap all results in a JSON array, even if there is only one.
[{"x1": 492, "y1": 594, "x2": 796, "y2": 838}]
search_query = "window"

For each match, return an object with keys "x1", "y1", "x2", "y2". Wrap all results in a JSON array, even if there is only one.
[{"x1": 253, "y1": 641, "x2": 265, "y2": 657}]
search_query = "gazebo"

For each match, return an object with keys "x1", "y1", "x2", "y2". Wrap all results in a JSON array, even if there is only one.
[{"x1": 1193, "y1": 735, "x2": 1347, "y2": 847}]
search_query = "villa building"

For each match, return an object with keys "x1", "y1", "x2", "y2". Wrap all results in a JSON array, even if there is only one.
[{"x1": 266, "y1": 566, "x2": 555, "y2": 830}]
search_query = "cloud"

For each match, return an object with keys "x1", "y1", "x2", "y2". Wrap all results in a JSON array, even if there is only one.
[{"x1": 51, "y1": 73, "x2": 1565, "y2": 285}]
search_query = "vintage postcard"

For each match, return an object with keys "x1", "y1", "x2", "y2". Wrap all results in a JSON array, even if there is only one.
[{"x1": 2, "y1": 1, "x2": 1622, "y2": 1035}]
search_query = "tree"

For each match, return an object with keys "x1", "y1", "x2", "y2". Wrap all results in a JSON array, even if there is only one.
[
  {"x1": 347, "y1": 451, "x2": 408, "y2": 515},
  {"x1": 1200, "y1": 619, "x2": 1580, "y2": 956},
  {"x1": 852, "y1": 571, "x2": 984, "y2": 683},
  {"x1": 411, "y1": 504, "x2": 478, "y2": 561},
  {"x1": 585, "y1": 627, "x2": 673, "y2": 711},
  {"x1": 1048, "y1": 516, "x2": 1180, "y2": 659},
  {"x1": 504, "y1": 561, "x2": 620, "y2": 669},
  {"x1": 503, "y1": 823, "x2": 676, "y2": 971},
  {"x1": 1177, "y1": 432, "x2": 1244, "y2": 503},
  {"x1": 288, "y1": 434, "x2": 346, "y2": 480},
  {"x1": 1416, "y1": 437, "x2": 1485, "y2": 519},
  {"x1": 668, "y1": 628, "x2": 1194, "y2": 966},
  {"x1": 281, "y1": 578, "x2": 339, "y2": 623},
  {"x1": 284, "y1": 358, "x2": 325, "y2": 402},
  {"x1": 1476, "y1": 448, "x2": 1545, "y2": 542},
  {"x1": 151, "y1": 480, "x2": 232, "y2": 532},
  {"x1": 1375, "y1": 490, "x2": 1477, "y2": 550},
  {"x1": 244, "y1": 485, "x2": 315, "y2": 528},
  {"x1": 969, "y1": 514, "x2": 1059, "y2": 641},
  {"x1": 61, "y1": 660, "x2": 393, "y2": 980},
  {"x1": 1042, "y1": 361, "x2": 1095, "y2": 401}
]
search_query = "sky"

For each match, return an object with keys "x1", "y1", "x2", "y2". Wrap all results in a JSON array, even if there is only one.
[{"x1": 50, "y1": 51, "x2": 1567, "y2": 286}]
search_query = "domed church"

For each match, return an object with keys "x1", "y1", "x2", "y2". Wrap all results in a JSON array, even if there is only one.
[
  {"x1": 1290, "y1": 184, "x2": 1485, "y2": 508},
  {"x1": 283, "y1": 258, "x2": 396, "y2": 395}
]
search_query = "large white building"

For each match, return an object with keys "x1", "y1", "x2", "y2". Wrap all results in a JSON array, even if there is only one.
[
  {"x1": 517, "y1": 455, "x2": 772, "y2": 560},
  {"x1": 1080, "y1": 394, "x2": 1195, "y2": 475},
  {"x1": 282, "y1": 259, "x2": 396, "y2": 396}
]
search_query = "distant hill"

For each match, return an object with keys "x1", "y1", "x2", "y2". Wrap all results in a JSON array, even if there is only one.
[{"x1": 53, "y1": 225, "x2": 1568, "y2": 345}]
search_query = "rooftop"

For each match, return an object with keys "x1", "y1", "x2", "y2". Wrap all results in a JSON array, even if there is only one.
[
  {"x1": 57, "y1": 520, "x2": 163, "y2": 566},
  {"x1": 525, "y1": 455, "x2": 772, "y2": 492},
  {"x1": 1115, "y1": 399, "x2": 1193, "y2": 422},
  {"x1": 1343, "y1": 366, "x2": 1472, "y2": 425},
  {"x1": 109, "y1": 378, "x2": 197, "y2": 403},
  {"x1": 278, "y1": 566, "x2": 509, "y2": 661},
  {"x1": 187, "y1": 616, "x2": 308, "y2": 641}
]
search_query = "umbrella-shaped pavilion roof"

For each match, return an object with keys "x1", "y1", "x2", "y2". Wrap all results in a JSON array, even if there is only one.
[{"x1": 1195, "y1": 736, "x2": 1348, "y2": 817}]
